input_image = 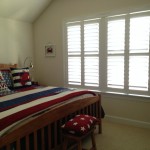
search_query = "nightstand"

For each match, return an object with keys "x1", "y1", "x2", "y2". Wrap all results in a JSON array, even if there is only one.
[{"x1": 32, "y1": 81, "x2": 38, "y2": 85}]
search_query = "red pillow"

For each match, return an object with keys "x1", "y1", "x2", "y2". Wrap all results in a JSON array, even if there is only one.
[{"x1": 62, "y1": 114, "x2": 98, "y2": 135}]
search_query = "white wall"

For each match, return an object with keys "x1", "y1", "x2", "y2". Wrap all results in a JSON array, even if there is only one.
[
  {"x1": 0, "y1": 17, "x2": 33, "y2": 67},
  {"x1": 33, "y1": 0, "x2": 150, "y2": 128}
]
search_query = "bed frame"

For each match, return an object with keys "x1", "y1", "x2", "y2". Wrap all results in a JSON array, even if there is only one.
[
  {"x1": 0, "y1": 64, "x2": 17, "y2": 69},
  {"x1": 0, "y1": 64, "x2": 102, "y2": 150}
]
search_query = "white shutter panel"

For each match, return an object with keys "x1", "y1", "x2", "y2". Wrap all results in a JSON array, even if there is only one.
[
  {"x1": 129, "y1": 16, "x2": 150, "y2": 91},
  {"x1": 84, "y1": 21, "x2": 99, "y2": 87},
  {"x1": 129, "y1": 56, "x2": 149, "y2": 90},
  {"x1": 67, "y1": 24, "x2": 81, "y2": 85},
  {"x1": 107, "y1": 56, "x2": 124, "y2": 88},
  {"x1": 84, "y1": 56, "x2": 99, "y2": 87},
  {"x1": 107, "y1": 17, "x2": 125, "y2": 89}
]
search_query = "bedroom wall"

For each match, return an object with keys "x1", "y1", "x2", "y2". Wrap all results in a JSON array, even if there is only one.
[
  {"x1": 33, "y1": 0, "x2": 150, "y2": 128},
  {"x1": 0, "y1": 17, "x2": 33, "y2": 67}
]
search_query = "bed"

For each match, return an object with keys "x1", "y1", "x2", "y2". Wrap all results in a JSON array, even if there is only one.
[{"x1": 0, "y1": 64, "x2": 103, "y2": 150}]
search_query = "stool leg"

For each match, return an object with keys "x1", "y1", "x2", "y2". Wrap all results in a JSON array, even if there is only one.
[
  {"x1": 96, "y1": 120, "x2": 102, "y2": 134},
  {"x1": 98, "y1": 122, "x2": 101, "y2": 134},
  {"x1": 91, "y1": 131, "x2": 97, "y2": 150},
  {"x1": 63, "y1": 137, "x2": 68, "y2": 150},
  {"x1": 77, "y1": 140, "x2": 82, "y2": 150}
]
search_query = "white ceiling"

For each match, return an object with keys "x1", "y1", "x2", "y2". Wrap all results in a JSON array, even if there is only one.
[{"x1": 0, "y1": 0, "x2": 52, "y2": 23}]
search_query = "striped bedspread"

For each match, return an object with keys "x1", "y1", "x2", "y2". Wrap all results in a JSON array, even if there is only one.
[{"x1": 0, "y1": 86, "x2": 96, "y2": 136}]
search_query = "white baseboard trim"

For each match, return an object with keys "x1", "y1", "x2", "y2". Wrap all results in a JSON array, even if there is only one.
[{"x1": 104, "y1": 115, "x2": 150, "y2": 129}]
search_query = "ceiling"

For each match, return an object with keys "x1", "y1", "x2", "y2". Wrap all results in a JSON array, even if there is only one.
[{"x1": 0, "y1": 0, "x2": 53, "y2": 23}]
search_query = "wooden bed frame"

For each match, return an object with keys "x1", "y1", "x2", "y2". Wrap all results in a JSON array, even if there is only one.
[
  {"x1": 0, "y1": 64, "x2": 102, "y2": 150},
  {"x1": 0, "y1": 64, "x2": 17, "y2": 69}
]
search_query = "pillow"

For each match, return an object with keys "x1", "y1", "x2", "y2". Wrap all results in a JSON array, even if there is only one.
[
  {"x1": 10, "y1": 67, "x2": 32, "y2": 88},
  {"x1": 61, "y1": 114, "x2": 98, "y2": 135},
  {"x1": 1, "y1": 69, "x2": 13, "y2": 88},
  {"x1": 0, "y1": 71, "x2": 10, "y2": 94}
]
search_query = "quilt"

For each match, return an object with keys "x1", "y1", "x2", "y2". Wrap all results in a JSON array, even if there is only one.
[{"x1": 0, "y1": 86, "x2": 96, "y2": 136}]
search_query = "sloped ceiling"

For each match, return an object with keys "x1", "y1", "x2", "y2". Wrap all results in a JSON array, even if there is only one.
[{"x1": 0, "y1": 0, "x2": 52, "y2": 23}]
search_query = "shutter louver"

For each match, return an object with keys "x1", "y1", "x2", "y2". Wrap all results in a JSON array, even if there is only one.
[
  {"x1": 129, "y1": 16, "x2": 150, "y2": 91},
  {"x1": 107, "y1": 18, "x2": 125, "y2": 89},
  {"x1": 84, "y1": 22, "x2": 99, "y2": 87},
  {"x1": 108, "y1": 56, "x2": 124, "y2": 88},
  {"x1": 84, "y1": 56, "x2": 99, "y2": 87},
  {"x1": 67, "y1": 24, "x2": 81, "y2": 85},
  {"x1": 129, "y1": 56, "x2": 149, "y2": 90}
]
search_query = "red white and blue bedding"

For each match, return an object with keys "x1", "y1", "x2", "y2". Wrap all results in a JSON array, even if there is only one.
[{"x1": 0, "y1": 86, "x2": 96, "y2": 137}]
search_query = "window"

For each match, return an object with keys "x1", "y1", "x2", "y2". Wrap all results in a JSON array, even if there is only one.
[
  {"x1": 66, "y1": 19, "x2": 100, "y2": 90},
  {"x1": 64, "y1": 10, "x2": 150, "y2": 96}
]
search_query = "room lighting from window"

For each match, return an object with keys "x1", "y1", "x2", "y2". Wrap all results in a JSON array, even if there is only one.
[{"x1": 64, "y1": 10, "x2": 150, "y2": 97}]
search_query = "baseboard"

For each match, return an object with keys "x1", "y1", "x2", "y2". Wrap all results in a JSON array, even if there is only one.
[{"x1": 104, "y1": 115, "x2": 150, "y2": 129}]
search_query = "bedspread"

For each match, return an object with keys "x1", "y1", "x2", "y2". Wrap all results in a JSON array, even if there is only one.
[{"x1": 0, "y1": 86, "x2": 96, "y2": 136}]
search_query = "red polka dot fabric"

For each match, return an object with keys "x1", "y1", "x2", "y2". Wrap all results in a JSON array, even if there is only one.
[{"x1": 62, "y1": 114, "x2": 98, "y2": 135}]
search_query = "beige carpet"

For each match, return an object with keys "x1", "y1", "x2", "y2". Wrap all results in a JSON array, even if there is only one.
[{"x1": 82, "y1": 119, "x2": 150, "y2": 150}]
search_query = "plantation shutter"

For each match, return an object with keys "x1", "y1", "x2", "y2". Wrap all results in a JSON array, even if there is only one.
[
  {"x1": 107, "y1": 16, "x2": 125, "y2": 89},
  {"x1": 67, "y1": 23, "x2": 81, "y2": 85},
  {"x1": 129, "y1": 14, "x2": 150, "y2": 91},
  {"x1": 66, "y1": 19, "x2": 100, "y2": 88},
  {"x1": 84, "y1": 20, "x2": 100, "y2": 87},
  {"x1": 65, "y1": 10, "x2": 150, "y2": 96}
]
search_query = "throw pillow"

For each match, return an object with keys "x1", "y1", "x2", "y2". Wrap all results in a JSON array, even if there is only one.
[
  {"x1": 1, "y1": 69, "x2": 13, "y2": 88},
  {"x1": 0, "y1": 71, "x2": 10, "y2": 94},
  {"x1": 10, "y1": 67, "x2": 32, "y2": 88},
  {"x1": 61, "y1": 114, "x2": 98, "y2": 135}
]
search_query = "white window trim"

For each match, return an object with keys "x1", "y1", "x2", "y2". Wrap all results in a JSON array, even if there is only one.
[{"x1": 63, "y1": 8, "x2": 150, "y2": 97}]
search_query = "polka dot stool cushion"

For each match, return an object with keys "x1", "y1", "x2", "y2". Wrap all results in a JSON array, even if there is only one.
[{"x1": 62, "y1": 114, "x2": 98, "y2": 136}]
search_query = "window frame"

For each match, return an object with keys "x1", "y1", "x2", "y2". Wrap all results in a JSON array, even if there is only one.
[{"x1": 63, "y1": 9, "x2": 150, "y2": 97}]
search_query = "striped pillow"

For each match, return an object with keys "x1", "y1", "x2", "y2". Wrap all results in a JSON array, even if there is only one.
[{"x1": 10, "y1": 68, "x2": 32, "y2": 88}]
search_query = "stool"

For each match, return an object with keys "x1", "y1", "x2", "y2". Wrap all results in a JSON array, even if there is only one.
[{"x1": 61, "y1": 114, "x2": 98, "y2": 150}]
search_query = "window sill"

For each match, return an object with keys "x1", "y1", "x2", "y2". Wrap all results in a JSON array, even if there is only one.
[{"x1": 93, "y1": 90, "x2": 150, "y2": 102}]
